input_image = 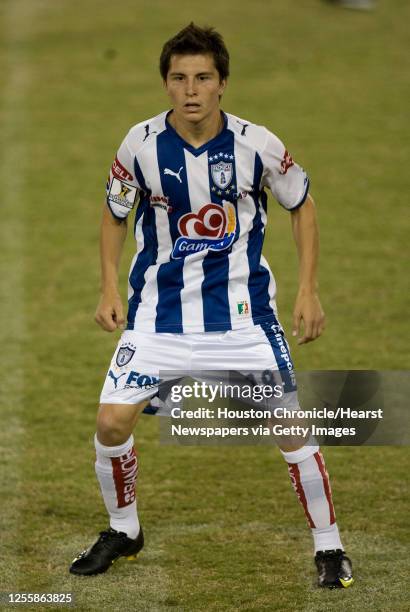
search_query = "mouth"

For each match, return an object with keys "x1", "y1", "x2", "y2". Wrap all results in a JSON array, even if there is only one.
[{"x1": 184, "y1": 103, "x2": 201, "y2": 111}]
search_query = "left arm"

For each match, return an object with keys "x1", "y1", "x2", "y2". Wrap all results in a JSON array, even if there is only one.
[{"x1": 291, "y1": 194, "x2": 325, "y2": 344}]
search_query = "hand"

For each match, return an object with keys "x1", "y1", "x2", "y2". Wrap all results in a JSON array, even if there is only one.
[
  {"x1": 95, "y1": 290, "x2": 125, "y2": 332},
  {"x1": 292, "y1": 290, "x2": 325, "y2": 345}
]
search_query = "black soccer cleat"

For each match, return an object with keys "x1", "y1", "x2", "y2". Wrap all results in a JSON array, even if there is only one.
[
  {"x1": 69, "y1": 527, "x2": 144, "y2": 576},
  {"x1": 315, "y1": 549, "x2": 354, "y2": 588}
]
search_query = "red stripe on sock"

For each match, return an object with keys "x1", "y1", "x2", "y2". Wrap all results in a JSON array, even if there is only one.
[
  {"x1": 111, "y1": 447, "x2": 138, "y2": 508},
  {"x1": 287, "y1": 463, "x2": 315, "y2": 528},
  {"x1": 314, "y1": 451, "x2": 336, "y2": 524}
]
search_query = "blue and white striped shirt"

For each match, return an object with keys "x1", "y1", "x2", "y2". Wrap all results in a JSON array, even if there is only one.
[{"x1": 106, "y1": 110, "x2": 309, "y2": 333}]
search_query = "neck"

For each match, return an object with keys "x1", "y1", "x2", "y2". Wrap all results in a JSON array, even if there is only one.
[{"x1": 168, "y1": 109, "x2": 224, "y2": 148}]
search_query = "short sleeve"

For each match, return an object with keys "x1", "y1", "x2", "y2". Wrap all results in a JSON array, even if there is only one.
[
  {"x1": 106, "y1": 134, "x2": 140, "y2": 220},
  {"x1": 260, "y1": 130, "x2": 309, "y2": 210}
]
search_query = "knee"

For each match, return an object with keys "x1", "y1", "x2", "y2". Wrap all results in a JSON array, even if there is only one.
[{"x1": 96, "y1": 408, "x2": 130, "y2": 446}]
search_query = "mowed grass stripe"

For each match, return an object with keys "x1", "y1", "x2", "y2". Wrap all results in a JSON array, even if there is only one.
[{"x1": 0, "y1": 0, "x2": 33, "y2": 593}]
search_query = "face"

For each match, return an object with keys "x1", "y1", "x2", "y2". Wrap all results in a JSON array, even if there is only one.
[{"x1": 165, "y1": 53, "x2": 226, "y2": 124}]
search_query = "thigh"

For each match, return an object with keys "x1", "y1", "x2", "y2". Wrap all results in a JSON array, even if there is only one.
[{"x1": 191, "y1": 323, "x2": 300, "y2": 411}]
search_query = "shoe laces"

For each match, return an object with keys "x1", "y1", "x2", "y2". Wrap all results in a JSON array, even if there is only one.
[
  {"x1": 316, "y1": 549, "x2": 344, "y2": 573},
  {"x1": 97, "y1": 529, "x2": 126, "y2": 549},
  {"x1": 316, "y1": 549, "x2": 343, "y2": 559}
]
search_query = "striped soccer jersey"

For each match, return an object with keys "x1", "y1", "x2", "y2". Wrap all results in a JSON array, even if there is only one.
[{"x1": 106, "y1": 110, "x2": 309, "y2": 333}]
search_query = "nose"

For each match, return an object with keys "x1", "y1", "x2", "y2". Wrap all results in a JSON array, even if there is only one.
[{"x1": 185, "y1": 77, "x2": 198, "y2": 96}]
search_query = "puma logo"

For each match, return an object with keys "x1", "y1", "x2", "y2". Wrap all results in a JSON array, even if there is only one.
[
  {"x1": 108, "y1": 370, "x2": 127, "y2": 389},
  {"x1": 143, "y1": 124, "x2": 157, "y2": 142},
  {"x1": 237, "y1": 120, "x2": 249, "y2": 136},
  {"x1": 164, "y1": 166, "x2": 184, "y2": 183}
]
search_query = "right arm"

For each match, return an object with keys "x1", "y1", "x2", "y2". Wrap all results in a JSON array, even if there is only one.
[
  {"x1": 97, "y1": 127, "x2": 140, "y2": 330},
  {"x1": 94, "y1": 205, "x2": 128, "y2": 332}
]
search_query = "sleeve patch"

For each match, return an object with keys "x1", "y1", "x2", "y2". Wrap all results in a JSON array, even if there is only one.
[
  {"x1": 279, "y1": 150, "x2": 294, "y2": 175},
  {"x1": 112, "y1": 156, "x2": 134, "y2": 181},
  {"x1": 108, "y1": 177, "x2": 137, "y2": 210}
]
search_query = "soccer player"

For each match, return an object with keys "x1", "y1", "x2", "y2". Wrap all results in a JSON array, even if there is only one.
[{"x1": 69, "y1": 23, "x2": 354, "y2": 588}]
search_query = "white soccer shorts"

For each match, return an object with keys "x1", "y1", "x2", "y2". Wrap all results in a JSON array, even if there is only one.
[{"x1": 100, "y1": 321, "x2": 297, "y2": 410}]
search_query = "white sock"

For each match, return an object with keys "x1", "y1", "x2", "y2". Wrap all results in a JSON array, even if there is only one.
[
  {"x1": 311, "y1": 523, "x2": 343, "y2": 553},
  {"x1": 94, "y1": 434, "x2": 140, "y2": 540},
  {"x1": 280, "y1": 440, "x2": 343, "y2": 553}
]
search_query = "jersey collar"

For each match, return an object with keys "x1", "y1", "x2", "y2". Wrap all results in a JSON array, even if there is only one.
[{"x1": 165, "y1": 110, "x2": 228, "y2": 157}]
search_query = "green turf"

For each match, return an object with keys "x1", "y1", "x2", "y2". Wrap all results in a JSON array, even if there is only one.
[{"x1": 1, "y1": 0, "x2": 409, "y2": 610}]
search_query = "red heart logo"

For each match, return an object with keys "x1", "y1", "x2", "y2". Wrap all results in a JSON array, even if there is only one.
[{"x1": 178, "y1": 204, "x2": 226, "y2": 238}]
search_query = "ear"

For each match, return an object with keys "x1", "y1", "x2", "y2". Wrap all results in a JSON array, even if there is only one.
[{"x1": 219, "y1": 78, "x2": 227, "y2": 96}]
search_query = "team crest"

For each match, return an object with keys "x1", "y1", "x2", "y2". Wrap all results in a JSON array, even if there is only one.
[
  {"x1": 211, "y1": 161, "x2": 233, "y2": 190},
  {"x1": 116, "y1": 345, "x2": 136, "y2": 367}
]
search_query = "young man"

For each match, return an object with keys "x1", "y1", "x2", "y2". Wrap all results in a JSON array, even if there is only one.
[{"x1": 70, "y1": 24, "x2": 354, "y2": 588}]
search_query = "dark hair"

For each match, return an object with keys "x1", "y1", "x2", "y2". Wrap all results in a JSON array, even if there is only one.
[{"x1": 159, "y1": 23, "x2": 230, "y2": 81}]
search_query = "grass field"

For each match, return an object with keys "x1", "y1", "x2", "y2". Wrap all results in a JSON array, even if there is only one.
[{"x1": 1, "y1": 0, "x2": 409, "y2": 610}]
